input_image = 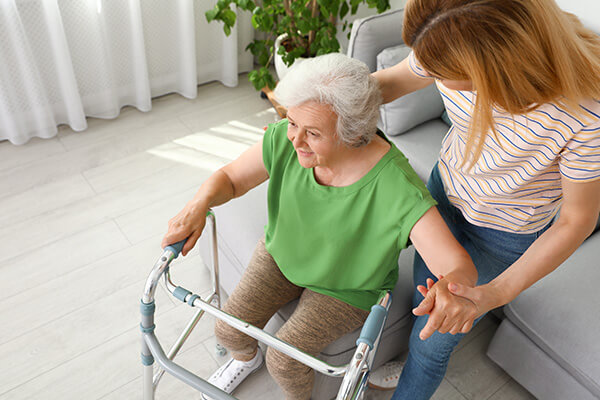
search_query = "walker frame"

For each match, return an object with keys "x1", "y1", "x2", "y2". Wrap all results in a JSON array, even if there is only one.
[{"x1": 140, "y1": 210, "x2": 392, "y2": 400}]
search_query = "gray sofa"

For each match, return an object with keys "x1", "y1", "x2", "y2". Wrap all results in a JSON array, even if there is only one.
[{"x1": 199, "y1": 3, "x2": 600, "y2": 399}]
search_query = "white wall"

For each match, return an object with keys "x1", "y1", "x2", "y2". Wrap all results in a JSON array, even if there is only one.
[{"x1": 555, "y1": 0, "x2": 600, "y2": 33}]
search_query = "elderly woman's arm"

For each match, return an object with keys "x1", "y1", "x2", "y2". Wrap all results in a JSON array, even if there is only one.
[
  {"x1": 445, "y1": 177, "x2": 600, "y2": 320},
  {"x1": 408, "y1": 207, "x2": 479, "y2": 339},
  {"x1": 161, "y1": 140, "x2": 269, "y2": 256}
]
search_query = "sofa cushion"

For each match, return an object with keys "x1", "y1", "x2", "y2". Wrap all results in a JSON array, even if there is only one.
[
  {"x1": 347, "y1": 8, "x2": 405, "y2": 72},
  {"x1": 377, "y1": 45, "x2": 445, "y2": 136},
  {"x1": 488, "y1": 320, "x2": 598, "y2": 400},
  {"x1": 387, "y1": 118, "x2": 448, "y2": 183},
  {"x1": 502, "y1": 231, "x2": 600, "y2": 397}
]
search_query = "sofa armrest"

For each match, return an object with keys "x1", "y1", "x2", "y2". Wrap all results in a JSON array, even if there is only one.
[{"x1": 347, "y1": 8, "x2": 405, "y2": 72}]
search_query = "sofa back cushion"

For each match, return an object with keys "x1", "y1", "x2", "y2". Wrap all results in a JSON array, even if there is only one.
[
  {"x1": 376, "y1": 45, "x2": 445, "y2": 136},
  {"x1": 347, "y1": 8, "x2": 405, "y2": 72}
]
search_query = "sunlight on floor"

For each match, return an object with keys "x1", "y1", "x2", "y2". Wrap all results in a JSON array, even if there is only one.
[{"x1": 146, "y1": 109, "x2": 276, "y2": 170}]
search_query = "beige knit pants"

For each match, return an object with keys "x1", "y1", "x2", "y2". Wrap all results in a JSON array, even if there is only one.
[{"x1": 215, "y1": 237, "x2": 369, "y2": 400}]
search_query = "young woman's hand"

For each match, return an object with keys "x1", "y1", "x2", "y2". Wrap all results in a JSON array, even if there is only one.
[
  {"x1": 446, "y1": 281, "x2": 505, "y2": 320},
  {"x1": 413, "y1": 276, "x2": 479, "y2": 340},
  {"x1": 161, "y1": 201, "x2": 207, "y2": 256}
]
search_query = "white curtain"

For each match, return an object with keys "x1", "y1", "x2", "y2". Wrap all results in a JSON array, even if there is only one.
[{"x1": 0, "y1": 0, "x2": 253, "y2": 145}]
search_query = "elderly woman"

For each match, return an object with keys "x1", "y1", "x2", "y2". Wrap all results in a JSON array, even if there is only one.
[{"x1": 162, "y1": 53, "x2": 477, "y2": 400}]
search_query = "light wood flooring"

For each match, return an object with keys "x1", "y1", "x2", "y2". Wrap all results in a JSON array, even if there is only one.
[{"x1": 0, "y1": 76, "x2": 535, "y2": 400}]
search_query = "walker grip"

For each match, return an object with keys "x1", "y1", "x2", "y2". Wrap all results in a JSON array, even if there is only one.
[
  {"x1": 356, "y1": 304, "x2": 387, "y2": 350},
  {"x1": 164, "y1": 238, "x2": 188, "y2": 258}
]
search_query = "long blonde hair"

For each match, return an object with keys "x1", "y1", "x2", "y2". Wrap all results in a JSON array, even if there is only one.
[{"x1": 403, "y1": 0, "x2": 600, "y2": 167}]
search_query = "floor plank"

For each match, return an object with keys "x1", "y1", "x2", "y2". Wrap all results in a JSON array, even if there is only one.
[
  {"x1": 445, "y1": 324, "x2": 511, "y2": 400},
  {"x1": 0, "y1": 221, "x2": 130, "y2": 301},
  {"x1": 0, "y1": 174, "x2": 95, "y2": 227}
]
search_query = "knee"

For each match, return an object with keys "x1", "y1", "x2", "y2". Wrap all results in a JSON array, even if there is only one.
[
  {"x1": 265, "y1": 346, "x2": 293, "y2": 378},
  {"x1": 265, "y1": 346, "x2": 312, "y2": 385},
  {"x1": 408, "y1": 321, "x2": 462, "y2": 368},
  {"x1": 214, "y1": 318, "x2": 245, "y2": 349}
]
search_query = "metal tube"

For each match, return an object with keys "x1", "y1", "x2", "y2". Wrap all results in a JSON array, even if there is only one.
[
  {"x1": 144, "y1": 332, "x2": 238, "y2": 400},
  {"x1": 207, "y1": 211, "x2": 222, "y2": 308},
  {"x1": 366, "y1": 292, "x2": 392, "y2": 368},
  {"x1": 336, "y1": 342, "x2": 370, "y2": 400},
  {"x1": 143, "y1": 249, "x2": 176, "y2": 304},
  {"x1": 153, "y1": 293, "x2": 216, "y2": 387},
  {"x1": 336, "y1": 291, "x2": 392, "y2": 399},
  {"x1": 143, "y1": 364, "x2": 155, "y2": 400},
  {"x1": 186, "y1": 295, "x2": 348, "y2": 377}
]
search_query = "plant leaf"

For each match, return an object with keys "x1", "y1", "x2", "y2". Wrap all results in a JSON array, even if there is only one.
[
  {"x1": 205, "y1": 7, "x2": 219, "y2": 22},
  {"x1": 221, "y1": 9, "x2": 237, "y2": 28},
  {"x1": 340, "y1": 1, "x2": 349, "y2": 19}
]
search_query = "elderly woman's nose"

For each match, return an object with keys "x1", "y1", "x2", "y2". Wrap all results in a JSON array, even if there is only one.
[{"x1": 291, "y1": 129, "x2": 306, "y2": 144}]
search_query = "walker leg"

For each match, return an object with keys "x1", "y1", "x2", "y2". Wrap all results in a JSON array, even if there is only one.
[
  {"x1": 143, "y1": 362, "x2": 155, "y2": 400},
  {"x1": 215, "y1": 343, "x2": 227, "y2": 357},
  {"x1": 141, "y1": 300, "x2": 157, "y2": 400}
]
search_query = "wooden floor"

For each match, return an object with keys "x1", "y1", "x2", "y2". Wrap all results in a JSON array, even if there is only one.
[{"x1": 0, "y1": 76, "x2": 535, "y2": 400}]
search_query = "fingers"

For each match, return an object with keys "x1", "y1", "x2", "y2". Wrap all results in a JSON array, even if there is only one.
[
  {"x1": 413, "y1": 294, "x2": 434, "y2": 316},
  {"x1": 427, "y1": 278, "x2": 435, "y2": 290},
  {"x1": 417, "y1": 285, "x2": 428, "y2": 298},
  {"x1": 459, "y1": 319, "x2": 474, "y2": 334},
  {"x1": 181, "y1": 230, "x2": 202, "y2": 256},
  {"x1": 162, "y1": 210, "x2": 208, "y2": 255},
  {"x1": 448, "y1": 282, "x2": 479, "y2": 303},
  {"x1": 419, "y1": 312, "x2": 446, "y2": 340}
]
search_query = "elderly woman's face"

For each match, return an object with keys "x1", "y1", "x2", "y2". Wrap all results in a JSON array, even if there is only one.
[{"x1": 286, "y1": 101, "x2": 340, "y2": 169}]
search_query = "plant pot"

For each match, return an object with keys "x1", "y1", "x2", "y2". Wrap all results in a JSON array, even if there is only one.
[{"x1": 274, "y1": 34, "x2": 307, "y2": 81}]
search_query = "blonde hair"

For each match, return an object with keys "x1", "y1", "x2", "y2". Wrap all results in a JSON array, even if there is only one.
[{"x1": 403, "y1": 0, "x2": 600, "y2": 167}]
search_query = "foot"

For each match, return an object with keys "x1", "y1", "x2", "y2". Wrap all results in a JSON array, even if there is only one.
[
  {"x1": 367, "y1": 360, "x2": 405, "y2": 391},
  {"x1": 201, "y1": 348, "x2": 264, "y2": 400}
]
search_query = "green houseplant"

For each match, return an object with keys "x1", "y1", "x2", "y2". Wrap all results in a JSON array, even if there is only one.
[{"x1": 206, "y1": 0, "x2": 390, "y2": 91}]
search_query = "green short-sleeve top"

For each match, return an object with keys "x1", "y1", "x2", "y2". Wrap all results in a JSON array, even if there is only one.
[{"x1": 263, "y1": 119, "x2": 437, "y2": 310}]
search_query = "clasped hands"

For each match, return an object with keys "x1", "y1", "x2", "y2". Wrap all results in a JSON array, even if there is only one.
[{"x1": 413, "y1": 275, "x2": 501, "y2": 340}]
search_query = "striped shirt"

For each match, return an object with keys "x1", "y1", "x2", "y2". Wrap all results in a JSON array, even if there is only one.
[{"x1": 408, "y1": 51, "x2": 600, "y2": 233}]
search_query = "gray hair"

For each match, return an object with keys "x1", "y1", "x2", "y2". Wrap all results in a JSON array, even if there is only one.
[{"x1": 274, "y1": 53, "x2": 382, "y2": 147}]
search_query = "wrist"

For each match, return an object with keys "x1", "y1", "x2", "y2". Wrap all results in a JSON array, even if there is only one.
[
  {"x1": 189, "y1": 194, "x2": 211, "y2": 212},
  {"x1": 485, "y1": 280, "x2": 513, "y2": 309},
  {"x1": 444, "y1": 267, "x2": 477, "y2": 287}
]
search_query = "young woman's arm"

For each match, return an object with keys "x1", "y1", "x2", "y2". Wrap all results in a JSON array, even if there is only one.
[
  {"x1": 447, "y1": 177, "x2": 600, "y2": 315},
  {"x1": 408, "y1": 207, "x2": 479, "y2": 339},
  {"x1": 372, "y1": 56, "x2": 434, "y2": 104},
  {"x1": 161, "y1": 140, "x2": 269, "y2": 256}
]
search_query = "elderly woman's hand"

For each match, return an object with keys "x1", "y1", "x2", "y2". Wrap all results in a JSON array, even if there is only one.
[
  {"x1": 161, "y1": 201, "x2": 207, "y2": 257},
  {"x1": 412, "y1": 276, "x2": 479, "y2": 340}
]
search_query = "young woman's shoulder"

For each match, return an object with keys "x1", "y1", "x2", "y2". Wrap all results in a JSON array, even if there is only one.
[{"x1": 531, "y1": 98, "x2": 600, "y2": 132}]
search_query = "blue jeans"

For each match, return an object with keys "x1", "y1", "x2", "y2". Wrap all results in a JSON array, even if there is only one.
[{"x1": 391, "y1": 164, "x2": 550, "y2": 400}]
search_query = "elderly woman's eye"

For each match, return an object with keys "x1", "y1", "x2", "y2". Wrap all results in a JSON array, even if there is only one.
[
  {"x1": 308, "y1": 131, "x2": 319, "y2": 137},
  {"x1": 288, "y1": 121, "x2": 297, "y2": 128}
]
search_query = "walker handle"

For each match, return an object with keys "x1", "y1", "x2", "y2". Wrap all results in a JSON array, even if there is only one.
[
  {"x1": 356, "y1": 304, "x2": 387, "y2": 350},
  {"x1": 164, "y1": 239, "x2": 188, "y2": 258}
]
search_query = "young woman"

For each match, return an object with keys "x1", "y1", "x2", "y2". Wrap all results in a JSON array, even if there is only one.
[{"x1": 372, "y1": 0, "x2": 600, "y2": 398}]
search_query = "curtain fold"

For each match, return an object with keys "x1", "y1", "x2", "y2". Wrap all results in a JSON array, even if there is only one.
[{"x1": 0, "y1": 0, "x2": 253, "y2": 145}]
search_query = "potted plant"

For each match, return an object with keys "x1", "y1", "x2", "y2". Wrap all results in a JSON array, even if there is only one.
[{"x1": 206, "y1": 0, "x2": 390, "y2": 91}]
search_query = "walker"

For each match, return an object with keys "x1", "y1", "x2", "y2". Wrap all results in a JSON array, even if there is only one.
[{"x1": 140, "y1": 210, "x2": 392, "y2": 400}]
